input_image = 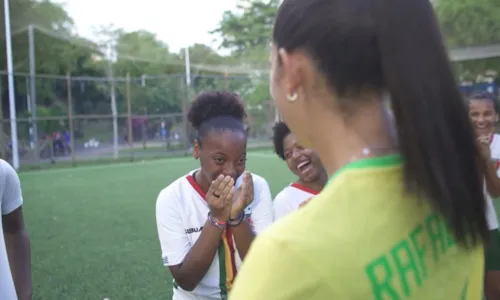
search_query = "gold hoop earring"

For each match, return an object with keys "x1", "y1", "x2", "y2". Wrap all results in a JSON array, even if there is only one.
[{"x1": 286, "y1": 92, "x2": 297, "y2": 102}]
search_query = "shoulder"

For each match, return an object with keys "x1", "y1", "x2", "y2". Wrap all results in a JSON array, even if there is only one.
[
  {"x1": 156, "y1": 173, "x2": 192, "y2": 212},
  {"x1": 0, "y1": 159, "x2": 22, "y2": 214},
  {"x1": 250, "y1": 173, "x2": 270, "y2": 189},
  {"x1": 0, "y1": 159, "x2": 18, "y2": 182},
  {"x1": 490, "y1": 134, "x2": 500, "y2": 157},
  {"x1": 273, "y1": 186, "x2": 292, "y2": 205}
]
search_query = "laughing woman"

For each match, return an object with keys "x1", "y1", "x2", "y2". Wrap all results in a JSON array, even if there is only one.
[
  {"x1": 155, "y1": 91, "x2": 273, "y2": 300},
  {"x1": 272, "y1": 121, "x2": 327, "y2": 220},
  {"x1": 468, "y1": 92, "x2": 500, "y2": 300}
]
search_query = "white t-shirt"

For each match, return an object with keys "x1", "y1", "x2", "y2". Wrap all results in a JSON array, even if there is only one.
[
  {"x1": 0, "y1": 159, "x2": 23, "y2": 300},
  {"x1": 156, "y1": 170, "x2": 273, "y2": 300},
  {"x1": 273, "y1": 183, "x2": 319, "y2": 221},
  {"x1": 485, "y1": 133, "x2": 500, "y2": 230}
]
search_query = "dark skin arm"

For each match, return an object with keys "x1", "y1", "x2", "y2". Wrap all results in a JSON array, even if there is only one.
[
  {"x1": 230, "y1": 172, "x2": 256, "y2": 260},
  {"x1": 478, "y1": 136, "x2": 500, "y2": 197},
  {"x1": 169, "y1": 221, "x2": 224, "y2": 291},
  {"x1": 484, "y1": 159, "x2": 500, "y2": 197},
  {"x1": 3, "y1": 207, "x2": 32, "y2": 300},
  {"x1": 231, "y1": 221, "x2": 255, "y2": 260},
  {"x1": 169, "y1": 175, "x2": 235, "y2": 291}
]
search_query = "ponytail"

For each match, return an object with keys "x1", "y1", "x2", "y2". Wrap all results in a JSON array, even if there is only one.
[{"x1": 374, "y1": 0, "x2": 489, "y2": 246}]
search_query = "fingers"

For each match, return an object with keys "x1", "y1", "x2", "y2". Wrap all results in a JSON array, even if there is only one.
[
  {"x1": 226, "y1": 186, "x2": 236, "y2": 204},
  {"x1": 207, "y1": 174, "x2": 224, "y2": 197},
  {"x1": 208, "y1": 175, "x2": 234, "y2": 201},
  {"x1": 220, "y1": 178, "x2": 235, "y2": 201},
  {"x1": 241, "y1": 172, "x2": 254, "y2": 205},
  {"x1": 478, "y1": 135, "x2": 491, "y2": 144}
]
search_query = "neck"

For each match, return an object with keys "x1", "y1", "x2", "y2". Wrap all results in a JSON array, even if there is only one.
[
  {"x1": 194, "y1": 170, "x2": 211, "y2": 194},
  {"x1": 296, "y1": 171, "x2": 328, "y2": 192},
  {"x1": 311, "y1": 101, "x2": 396, "y2": 177}
]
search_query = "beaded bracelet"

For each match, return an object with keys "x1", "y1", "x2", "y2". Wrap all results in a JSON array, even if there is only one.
[
  {"x1": 228, "y1": 211, "x2": 245, "y2": 227},
  {"x1": 207, "y1": 212, "x2": 226, "y2": 229}
]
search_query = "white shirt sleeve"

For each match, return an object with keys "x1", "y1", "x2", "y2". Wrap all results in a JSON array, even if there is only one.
[
  {"x1": 273, "y1": 190, "x2": 295, "y2": 221},
  {"x1": 247, "y1": 175, "x2": 273, "y2": 234},
  {"x1": 156, "y1": 186, "x2": 191, "y2": 266},
  {"x1": 1, "y1": 160, "x2": 23, "y2": 215}
]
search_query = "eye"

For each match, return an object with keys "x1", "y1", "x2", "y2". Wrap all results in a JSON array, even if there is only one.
[
  {"x1": 213, "y1": 156, "x2": 225, "y2": 165},
  {"x1": 238, "y1": 156, "x2": 247, "y2": 165},
  {"x1": 284, "y1": 151, "x2": 292, "y2": 159}
]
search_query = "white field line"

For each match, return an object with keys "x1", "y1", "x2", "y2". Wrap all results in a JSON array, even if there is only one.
[{"x1": 19, "y1": 152, "x2": 277, "y2": 177}]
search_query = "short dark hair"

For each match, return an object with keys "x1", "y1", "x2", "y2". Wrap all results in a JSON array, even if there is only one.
[
  {"x1": 272, "y1": 121, "x2": 291, "y2": 160},
  {"x1": 273, "y1": 0, "x2": 488, "y2": 246},
  {"x1": 187, "y1": 91, "x2": 246, "y2": 146},
  {"x1": 468, "y1": 91, "x2": 498, "y2": 113}
]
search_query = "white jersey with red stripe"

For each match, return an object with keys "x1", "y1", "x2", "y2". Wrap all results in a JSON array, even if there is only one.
[
  {"x1": 486, "y1": 133, "x2": 500, "y2": 230},
  {"x1": 155, "y1": 170, "x2": 273, "y2": 300},
  {"x1": 273, "y1": 183, "x2": 319, "y2": 221}
]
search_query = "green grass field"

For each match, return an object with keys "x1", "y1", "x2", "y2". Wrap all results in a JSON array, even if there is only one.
[
  {"x1": 19, "y1": 151, "x2": 500, "y2": 300},
  {"x1": 20, "y1": 150, "x2": 294, "y2": 300}
]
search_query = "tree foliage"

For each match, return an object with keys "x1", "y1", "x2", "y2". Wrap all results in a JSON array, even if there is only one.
[
  {"x1": 433, "y1": 0, "x2": 500, "y2": 80},
  {"x1": 211, "y1": 0, "x2": 278, "y2": 54}
]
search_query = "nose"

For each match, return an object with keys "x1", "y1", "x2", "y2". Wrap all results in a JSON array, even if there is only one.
[
  {"x1": 292, "y1": 149, "x2": 301, "y2": 160},
  {"x1": 223, "y1": 163, "x2": 238, "y2": 180}
]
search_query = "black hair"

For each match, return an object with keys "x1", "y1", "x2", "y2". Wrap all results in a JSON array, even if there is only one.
[
  {"x1": 468, "y1": 92, "x2": 498, "y2": 112},
  {"x1": 187, "y1": 90, "x2": 246, "y2": 146},
  {"x1": 273, "y1": 0, "x2": 488, "y2": 246},
  {"x1": 272, "y1": 121, "x2": 291, "y2": 160}
]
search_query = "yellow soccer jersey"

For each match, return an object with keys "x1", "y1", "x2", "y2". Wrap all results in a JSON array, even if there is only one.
[{"x1": 230, "y1": 155, "x2": 484, "y2": 300}]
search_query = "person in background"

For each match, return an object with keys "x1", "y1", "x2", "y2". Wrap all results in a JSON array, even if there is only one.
[
  {"x1": 230, "y1": 0, "x2": 489, "y2": 299},
  {"x1": 468, "y1": 92, "x2": 500, "y2": 300},
  {"x1": 0, "y1": 159, "x2": 32, "y2": 300},
  {"x1": 63, "y1": 130, "x2": 71, "y2": 155},
  {"x1": 155, "y1": 91, "x2": 273, "y2": 300},
  {"x1": 272, "y1": 121, "x2": 326, "y2": 220}
]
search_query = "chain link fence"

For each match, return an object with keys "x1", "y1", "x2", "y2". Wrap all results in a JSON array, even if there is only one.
[{"x1": 0, "y1": 72, "x2": 276, "y2": 169}]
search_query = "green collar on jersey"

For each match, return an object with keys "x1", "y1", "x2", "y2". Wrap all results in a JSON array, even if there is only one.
[{"x1": 327, "y1": 153, "x2": 402, "y2": 185}]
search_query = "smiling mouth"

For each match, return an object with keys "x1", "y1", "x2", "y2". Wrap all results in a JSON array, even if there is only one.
[
  {"x1": 297, "y1": 160, "x2": 312, "y2": 173},
  {"x1": 476, "y1": 124, "x2": 491, "y2": 133}
]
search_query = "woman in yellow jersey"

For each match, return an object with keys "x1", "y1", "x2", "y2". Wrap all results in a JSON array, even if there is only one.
[
  {"x1": 467, "y1": 93, "x2": 500, "y2": 299},
  {"x1": 230, "y1": 0, "x2": 489, "y2": 299}
]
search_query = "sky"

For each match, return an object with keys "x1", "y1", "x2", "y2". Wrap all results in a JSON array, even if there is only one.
[{"x1": 53, "y1": 0, "x2": 238, "y2": 53}]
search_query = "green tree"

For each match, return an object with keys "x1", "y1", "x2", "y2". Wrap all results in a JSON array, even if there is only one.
[
  {"x1": 211, "y1": 0, "x2": 278, "y2": 54},
  {"x1": 0, "y1": 0, "x2": 106, "y2": 117},
  {"x1": 434, "y1": 0, "x2": 500, "y2": 79},
  {"x1": 211, "y1": 0, "x2": 277, "y2": 108}
]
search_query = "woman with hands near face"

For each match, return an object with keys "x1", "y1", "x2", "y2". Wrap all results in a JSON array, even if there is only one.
[
  {"x1": 155, "y1": 91, "x2": 273, "y2": 300},
  {"x1": 468, "y1": 93, "x2": 500, "y2": 300}
]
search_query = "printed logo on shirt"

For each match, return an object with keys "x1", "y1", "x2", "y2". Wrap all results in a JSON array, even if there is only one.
[
  {"x1": 162, "y1": 256, "x2": 168, "y2": 265},
  {"x1": 185, "y1": 226, "x2": 203, "y2": 234}
]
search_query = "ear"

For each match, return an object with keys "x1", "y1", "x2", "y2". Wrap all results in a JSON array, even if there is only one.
[
  {"x1": 277, "y1": 48, "x2": 303, "y2": 98},
  {"x1": 495, "y1": 113, "x2": 499, "y2": 123},
  {"x1": 192, "y1": 140, "x2": 200, "y2": 159}
]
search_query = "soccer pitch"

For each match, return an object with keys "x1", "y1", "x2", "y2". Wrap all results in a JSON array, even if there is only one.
[
  {"x1": 19, "y1": 150, "x2": 500, "y2": 299},
  {"x1": 20, "y1": 150, "x2": 294, "y2": 300}
]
